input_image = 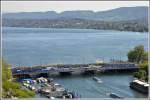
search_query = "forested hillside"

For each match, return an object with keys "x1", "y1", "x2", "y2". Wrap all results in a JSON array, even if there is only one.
[{"x1": 2, "y1": 18, "x2": 148, "y2": 32}]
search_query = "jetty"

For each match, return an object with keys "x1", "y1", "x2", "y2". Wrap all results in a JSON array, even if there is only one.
[{"x1": 12, "y1": 62, "x2": 139, "y2": 78}]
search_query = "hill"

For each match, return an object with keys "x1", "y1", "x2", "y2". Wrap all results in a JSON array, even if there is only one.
[
  {"x1": 2, "y1": 6, "x2": 148, "y2": 32},
  {"x1": 2, "y1": 6, "x2": 148, "y2": 21}
]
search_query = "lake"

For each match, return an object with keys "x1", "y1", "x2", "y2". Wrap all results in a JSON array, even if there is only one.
[
  {"x1": 2, "y1": 27, "x2": 148, "y2": 98},
  {"x1": 54, "y1": 74, "x2": 147, "y2": 98},
  {"x1": 2, "y1": 27, "x2": 148, "y2": 67}
]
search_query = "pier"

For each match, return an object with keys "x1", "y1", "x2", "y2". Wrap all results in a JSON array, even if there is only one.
[{"x1": 12, "y1": 62, "x2": 139, "y2": 78}]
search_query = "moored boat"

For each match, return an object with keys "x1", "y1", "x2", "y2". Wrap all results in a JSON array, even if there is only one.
[{"x1": 130, "y1": 79, "x2": 149, "y2": 94}]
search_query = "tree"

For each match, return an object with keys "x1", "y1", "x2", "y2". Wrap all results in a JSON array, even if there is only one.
[
  {"x1": 2, "y1": 59, "x2": 12, "y2": 81},
  {"x1": 133, "y1": 70, "x2": 147, "y2": 81},
  {"x1": 128, "y1": 45, "x2": 148, "y2": 82},
  {"x1": 127, "y1": 45, "x2": 148, "y2": 63},
  {"x1": 139, "y1": 61, "x2": 148, "y2": 81},
  {"x1": 2, "y1": 59, "x2": 35, "y2": 98}
]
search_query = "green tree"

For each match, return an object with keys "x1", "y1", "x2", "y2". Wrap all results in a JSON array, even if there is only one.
[
  {"x1": 127, "y1": 45, "x2": 148, "y2": 63},
  {"x1": 139, "y1": 61, "x2": 148, "y2": 81},
  {"x1": 128, "y1": 45, "x2": 148, "y2": 82},
  {"x1": 133, "y1": 70, "x2": 146, "y2": 80},
  {"x1": 2, "y1": 59, "x2": 35, "y2": 98},
  {"x1": 2, "y1": 59, "x2": 12, "y2": 81}
]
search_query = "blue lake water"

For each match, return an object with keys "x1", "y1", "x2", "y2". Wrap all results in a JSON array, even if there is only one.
[
  {"x1": 2, "y1": 27, "x2": 148, "y2": 98},
  {"x1": 2, "y1": 27, "x2": 148, "y2": 67}
]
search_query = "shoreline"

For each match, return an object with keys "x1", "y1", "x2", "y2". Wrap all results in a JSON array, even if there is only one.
[{"x1": 2, "y1": 26, "x2": 148, "y2": 33}]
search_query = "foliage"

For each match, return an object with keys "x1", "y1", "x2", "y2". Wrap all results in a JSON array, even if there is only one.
[
  {"x1": 12, "y1": 89, "x2": 35, "y2": 98},
  {"x1": 139, "y1": 61, "x2": 148, "y2": 81},
  {"x1": 2, "y1": 60, "x2": 35, "y2": 98},
  {"x1": 2, "y1": 60, "x2": 12, "y2": 81},
  {"x1": 127, "y1": 45, "x2": 148, "y2": 63},
  {"x1": 139, "y1": 61, "x2": 148, "y2": 73},
  {"x1": 2, "y1": 80, "x2": 35, "y2": 98},
  {"x1": 3, "y1": 18, "x2": 148, "y2": 32},
  {"x1": 128, "y1": 45, "x2": 148, "y2": 82},
  {"x1": 133, "y1": 70, "x2": 147, "y2": 81}
]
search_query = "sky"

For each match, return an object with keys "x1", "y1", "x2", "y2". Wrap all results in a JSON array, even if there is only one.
[{"x1": 2, "y1": 1, "x2": 149, "y2": 13}]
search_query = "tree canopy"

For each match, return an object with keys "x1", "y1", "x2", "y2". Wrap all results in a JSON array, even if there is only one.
[
  {"x1": 128, "y1": 45, "x2": 148, "y2": 82},
  {"x1": 127, "y1": 45, "x2": 148, "y2": 63}
]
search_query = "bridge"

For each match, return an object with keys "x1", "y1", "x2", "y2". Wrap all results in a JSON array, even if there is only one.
[{"x1": 12, "y1": 63, "x2": 139, "y2": 78}]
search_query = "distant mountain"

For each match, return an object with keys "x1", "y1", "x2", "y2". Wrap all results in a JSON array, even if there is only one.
[
  {"x1": 2, "y1": 6, "x2": 148, "y2": 21},
  {"x1": 2, "y1": 6, "x2": 148, "y2": 32}
]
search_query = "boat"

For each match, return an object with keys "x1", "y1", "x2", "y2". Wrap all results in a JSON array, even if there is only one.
[
  {"x1": 93, "y1": 77, "x2": 102, "y2": 83},
  {"x1": 130, "y1": 79, "x2": 149, "y2": 94},
  {"x1": 109, "y1": 93, "x2": 123, "y2": 99}
]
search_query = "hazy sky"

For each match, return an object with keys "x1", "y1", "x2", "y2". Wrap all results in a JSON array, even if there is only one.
[{"x1": 2, "y1": 1, "x2": 149, "y2": 13}]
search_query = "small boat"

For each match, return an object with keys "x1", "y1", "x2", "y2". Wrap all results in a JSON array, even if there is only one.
[
  {"x1": 109, "y1": 93, "x2": 123, "y2": 99},
  {"x1": 93, "y1": 77, "x2": 102, "y2": 83},
  {"x1": 50, "y1": 97, "x2": 55, "y2": 99}
]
